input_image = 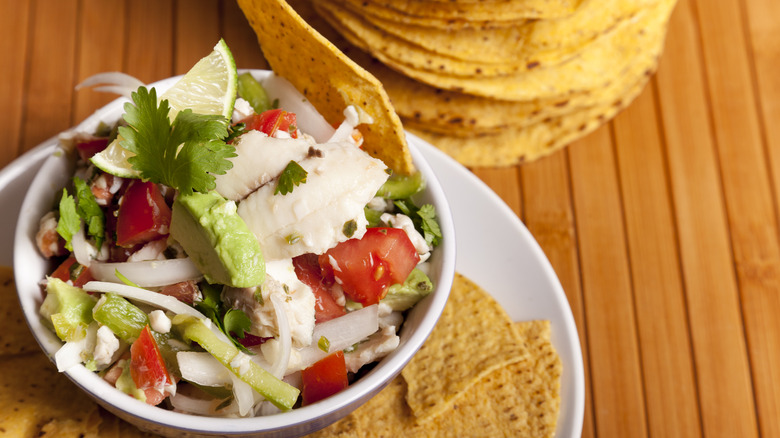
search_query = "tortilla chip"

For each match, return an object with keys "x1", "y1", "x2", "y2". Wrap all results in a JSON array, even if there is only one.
[
  {"x1": 0, "y1": 266, "x2": 41, "y2": 357},
  {"x1": 400, "y1": 272, "x2": 530, "y2": 423},
  {"x1": 407, "y1": 70, "x2": 652, "y2": 166},
  {"x1": 511, "y1": 320, "x2": 563, "y2": 438},
  {"x1": 316, "y1": 0, "x2": 657, "y2": 78},
  {"x1": 312, "y1": 318, "x2": 562, "y2": 437},
  {"x1": 237, "y1": 0, "x2": 415, "y2": 175},
  {"x1": 339, "y1": 0, "x2": 580, "y2": 25},
  {"x1": 0, "y1": 353, "x2": 102, "y2": 437},
  {"x1": 342, "y1": 0, "x2": 656, "y2": 64},
  {"x1": 325, "y1": 0, "x2": 674, "y2": 101}
]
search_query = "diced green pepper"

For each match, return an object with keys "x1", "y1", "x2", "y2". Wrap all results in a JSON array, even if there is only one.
[
  {"x1": 92, "y1": 293, "x2": 148, "y2": 343},
  {"x1": 237, "y1": 72, "x2": 272, "y2": 114},
  {"x1": 173, "y1": 315, "x2": 300, "y2": 411},
  {"x1": 376, "y1": 172, "x2": 425, "y2": 199},
  {"x1": 41, "y1": 277, "x2": 97, "y2": 342}
]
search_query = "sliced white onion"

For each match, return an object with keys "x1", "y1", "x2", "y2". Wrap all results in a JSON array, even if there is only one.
[
  {"x1": 169, "y1": 392, "x2": 239, "y2": 417},
  {"x1": 269, "y1": 294, "x2": 291, "y2": 380},
  {"x1": 177, "y1": 351, "x2": 231, "y2": 387},
  {"x1": 230, "y1": 372, "x2": 256, "y2": 417},
  {"x1": 327, "y1": 106, "x2": 358, "y2": 143},
  {"x1": 76, "y1": 72, "x2": 145, "y2": 98},
  {"x1": 71, "y1": 226, "x2": 94, "y2": 267},
  {"x1": 299, "y1": 304, "x2": 379, "y2": 369},
  {"x1": 89, "y1": 258, "x2": 203, "y2": 287},
  {"x1": 55, "y1": 338, "x2": 87, "y2": 372},
  {"x1": 82, "y1": 281, "x2": 204, "y2": 318},
  {"x1": 262, "y1": 75, "x2": 335, "y2": 143}
]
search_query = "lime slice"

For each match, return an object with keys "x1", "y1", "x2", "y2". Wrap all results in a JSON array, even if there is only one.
[
  {"x1": 161, "y1": 38, "x2": 238, "y2": 119},
  {"x1": 90, "y1": 136, "x2": 140, "y2": 178},
  {"x1": 91, "y1": 39, "x2": 237, "y2": 177}
]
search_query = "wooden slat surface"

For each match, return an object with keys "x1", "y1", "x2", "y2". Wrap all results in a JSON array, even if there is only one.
[{"x1": 1, "y1": 1, "x2": 779, "y2": 437}]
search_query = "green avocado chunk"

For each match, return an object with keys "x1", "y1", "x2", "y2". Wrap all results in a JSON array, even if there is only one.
[
  {"x1": 40, "y1": 277, "x2": 97, "y2": 342},
  {"x1": 171, "y1": 191, "x2": 265, "y2": 288}
]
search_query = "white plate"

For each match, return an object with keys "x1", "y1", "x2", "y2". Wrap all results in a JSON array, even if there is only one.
[{"x1": 0, "y1": 119, "x2": 584, "y2": 438}]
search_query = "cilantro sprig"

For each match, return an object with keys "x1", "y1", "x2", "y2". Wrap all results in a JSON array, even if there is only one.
[
  {"x1": 119, "y1": 86, "x2": 236, "y2": 195},
  {"x1": 394, "y1": 199, "x2": 442, "y2": 247},
  {"x1": 56, "y1": 176, "x2": 105, "y2": 250},
  {"x1": 275, "y1": 160, "x2": 308, "y2": 195},
  {"x1": 196, "y1": 283, "x2": 254, "y2": 354}
]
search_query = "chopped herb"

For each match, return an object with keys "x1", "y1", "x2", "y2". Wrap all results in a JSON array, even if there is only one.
[
  {"x1": 225, "y1": 122, "x2": 246, "y2": 143},
  {"x1": 195, "y1": 283, "x2": 253, "y2": 354},
  {"x1": 73, "y1": 176, "x2": 105, "y2": 248},
  {"x1": 394, "y1": 199, "x2": 442, "y2": 247},
  {"x1": 285, "y1": 232, "x2": 302, "y2": 245},
  {"x1": 253, "y1": 286, "x2": 264, "y2": 305},
  {"x1": 119, "y1": 86, "x2": 236, "y2": 195},
  {"x1": 343, "y1": 219, "x2": 357, "y2": 238},
  {"x1": 275, "y1": 160, "x2": 308, "y2": 195},
  {"x1": 318, "y1": 336, "x2": 330, "y2": 353},
  {"x1": 115, "y1": 269, "x2": 139, "y2": 287},
  {"x1": 223, "y1": 308, "x2": 252, "y2": 341},
  {"x1": 56, "y1": 189, "x2": 79, "y2": 251}
]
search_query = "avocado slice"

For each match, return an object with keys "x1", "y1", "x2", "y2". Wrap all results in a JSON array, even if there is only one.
[{"x1": 171, "y1": 191, "x2": 265, "y2": 288}]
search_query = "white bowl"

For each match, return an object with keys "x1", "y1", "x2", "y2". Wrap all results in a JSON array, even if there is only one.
[{"x1": 13, "y1": 70, "x2": 456, "y2": 437}]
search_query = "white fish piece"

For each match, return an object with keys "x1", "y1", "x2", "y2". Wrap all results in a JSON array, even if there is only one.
[
  {"x1": 214, "y1": 131, "x2": 314, "y2": 201},
  {"x1": 237, "y1": 141, "x2": 389, "y2": 260}
]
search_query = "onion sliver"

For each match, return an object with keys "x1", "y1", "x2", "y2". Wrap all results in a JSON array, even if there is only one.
[
  {"x1": 269, "y1": 294, "x2": 292, "y2": 380},
  {"x1": 262, "y1": 75, "x2": 335, "y2": 143},
  {"x1": 82, "y1": 281, "x2": 204, "y2": 318},
  {"x1": 299, "y1": 304, "x2": 379, "y2": 369},
  {"x1": 76, "y1": 71, "x2": 145, "y2": 98},
  {"x1": 89, "y1": 258, "x2": 203, "y2": 287},
  {"x1": 230, "y1": 373, "x2": 256, "y2": 417},
  {"x1": 177, "y1": 351, "x2": 232, "y2": 387}
]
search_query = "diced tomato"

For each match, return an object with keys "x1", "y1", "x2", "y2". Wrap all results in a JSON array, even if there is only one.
[
  {"x1": 159, "y1": 281, "x2": 200, "y2": 304},
  {"x1": 130, "y1": 325, "x2": 172, "y2": 406},
  {"x1": 115, "y1": 180, "x2": 171, "y2": 247},
  {"x1": 301, "y1": 351, "x2": 348, "y2": 405},
  {"x1": 50, "y1": 255, "x2": 95, "y2": 287},
  {"x1": 75, "y1": 136, "x2": 110, "y2": 161},
  {"x1": 319, "y1": 228, "x2": 420, "y2": 306},
  {"x1": 240, "y1": 109, "x2": 298, "y2": 138},
  {"x1": 293, "y1": 254, "x2": 346, "y2": 323}
]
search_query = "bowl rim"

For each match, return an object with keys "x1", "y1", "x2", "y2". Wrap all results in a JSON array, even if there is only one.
[{"x1": 13, "y1": 70, "x2": 456, "y2": 435}]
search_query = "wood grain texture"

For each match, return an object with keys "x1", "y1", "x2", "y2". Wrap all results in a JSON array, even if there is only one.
[{"x1": 1, "y1": 1, "x2": 779, "y2": 436}]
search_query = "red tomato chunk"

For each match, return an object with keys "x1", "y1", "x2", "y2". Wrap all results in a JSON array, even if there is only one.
[
  {"x1": 319, "y1": 228, "x2": 420, "y2": 306},
  {"x1": 115, "y1": 180, "x2": 172, "y2": 247},
  {"x1": 130, "y1": 325, "x2": 172, "y2": 405},
  {"x1": 301, "y1": 351, "x2": 349, "y2": 405},
  {"x1": 239, "y1": 109, "x2": 298, "y2": 138},
  {"x1": 293, "y1": 254, "x2": 346, "y2": 323}
]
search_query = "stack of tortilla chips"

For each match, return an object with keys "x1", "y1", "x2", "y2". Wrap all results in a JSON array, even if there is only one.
[
  {"x1": 307, "y1": 0, "x2": 678, "y2": 166},
  {"x1": 310, "y1": 273, "x2": 562, "y2": 437}
]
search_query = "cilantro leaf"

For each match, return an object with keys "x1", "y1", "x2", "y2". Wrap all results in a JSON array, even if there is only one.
[
  {"x1": 119, "y1": 86, "x2": 236, "y2": 195},
  {"x1": 393, "y1": 199, "x2": 442, "y2": 247},
  {"x1": 417, "y1": 204, "x2": 442, "y2": 247},
  {"x1": 73, "y1": 176, "x2": 105, "y2": 248},
  {"x1": 56, "y1": 189, "x2": 79, "y2": 251},
  {"x1": 224, "y1": 308, "x2": 252, "y2": 340},
  {"x1": 275, "y1": 160, "x2": 308, "y2": 195}
]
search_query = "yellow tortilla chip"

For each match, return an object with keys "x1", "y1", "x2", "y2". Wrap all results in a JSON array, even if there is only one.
[
  {"x1": 401, "y1": 272, "x2": 530, "y2": 423},
  {"x1": 237, "y1": 0, "x2": 415, "y2": 175},
  {"x1": 407, "y1": 65, "x2": 653, "y2": 166},
  {"x1": 331, "y1": 0, "x2": 674, "y2": 101},
  {"x1": 312, "y1": 318, "x2": 563, "y2": 437},
  {"x1": 0, "y1": 266, "x2": 40, "y2": 357},
  {"x1": 0, "y1": 353, "x2": 102, "y2": 437}
]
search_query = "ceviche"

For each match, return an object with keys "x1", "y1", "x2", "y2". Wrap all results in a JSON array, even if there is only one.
[{"x1": 34, "y1": 40, "x2": 441, "y2": 417}]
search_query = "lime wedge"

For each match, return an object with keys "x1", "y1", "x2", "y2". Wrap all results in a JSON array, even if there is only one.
[
  {"x1": 90, "y1": 136, "x2": 140, "y2": 179},
  {"x1": 161, "y1": 38, "x2": 238, "y2": 119},
  {"x1": 90, "y1": 39, "x2": 237, "y2": 178}
]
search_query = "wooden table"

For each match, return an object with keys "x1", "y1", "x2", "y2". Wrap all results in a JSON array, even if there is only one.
[{"x1": 2, "y1": 1, "x2": 778, "y2": 437}]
